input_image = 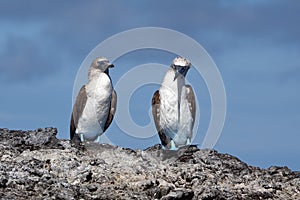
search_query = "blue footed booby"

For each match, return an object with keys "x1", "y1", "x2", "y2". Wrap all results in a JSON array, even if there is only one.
[
  {"x1": 70, "y1": 57, "x2": 117, "y2": 143},
  {"x1": 152, "y1": 56, "x2": 196, "y2": 150}
]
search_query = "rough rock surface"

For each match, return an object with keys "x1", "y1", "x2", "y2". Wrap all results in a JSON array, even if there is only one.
[{"x1": 0, "y1": 128, "x2": 299, "y2": 199}]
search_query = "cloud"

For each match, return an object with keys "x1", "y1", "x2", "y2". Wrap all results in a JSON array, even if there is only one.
[
  {"x1": 107, "y1": 1, "x2": 300, "y2": 44},
  {"x1": 0, "y1": 0, "x2": 299, "y2": 82},
  {"x1": 0, "y1": 35, "x2": 61, "y2": 82},
  {"x1": 0, "y1": 1, "x2": 73, "y2": 21},
  {"x1": 1, "y1": 1, "x2": 299, "y2": 45}
]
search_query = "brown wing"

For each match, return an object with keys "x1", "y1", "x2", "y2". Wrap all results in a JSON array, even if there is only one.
[
  {"x1": 152, "y1": 90, "x2": 171, "y2": 147},
  {"x1": 186, "y1": 85, "x2": 196, "y2": 128},
  {"x1": 70, "y1": 86, "x2": 87, "y2": 142},
  {"x1": 103, "y1": 89, "x2": 117, "y2": 132}
]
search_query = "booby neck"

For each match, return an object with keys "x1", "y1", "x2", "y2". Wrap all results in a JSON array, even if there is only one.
[
  {"x1": 161, "y1": 68, "x2": 186, "y2": 90},
  {"x1": 161, "y1": 68, "x2": 187, "y2": 125},
  {"x1": 88, "y1": 68, "x2": 110, "y2": 82}
]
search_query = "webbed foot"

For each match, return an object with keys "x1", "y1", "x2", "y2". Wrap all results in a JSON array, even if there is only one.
[
  {"x1": 95, "y1": 135, "x2": 101, "y2": 143},
  {"x1": 170, "y1": 140, "x2": 178, "y2": 150},
  {"x1": 186, "y1": 138, "x2": 191, "y2": 145},
  {"x1": 80, "y1": 134, "x2": 85, "y2": 142}
]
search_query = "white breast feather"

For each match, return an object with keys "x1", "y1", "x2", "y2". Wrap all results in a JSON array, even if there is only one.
[
  {"x1": 76, "y1": 73, "x2": 112, "y2": 140},
  {"x1": 159, "y1": 69, "x2": 193, "y2": 146}
]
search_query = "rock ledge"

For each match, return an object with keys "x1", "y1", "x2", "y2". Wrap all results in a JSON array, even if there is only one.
[{"x1": 0, "y1": 128, "x2": 299, "y2": 199}]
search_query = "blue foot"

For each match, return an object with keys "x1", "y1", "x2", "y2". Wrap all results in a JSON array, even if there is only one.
[
  {"x1": 80, "y1": 134, "x2": 84, "y2": 142},
  {"x1": 170, "y1": 140, "x2": 178, "y2": 150},
  {"x1": 95, "y1": 135, "x2": 101, "y2": 143},
  {"x1": 186, "y1": 138, "x2": 191, "y2": 145}
]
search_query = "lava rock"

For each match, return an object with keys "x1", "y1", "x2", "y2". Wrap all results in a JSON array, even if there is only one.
[{"x1": 0, "y1": 128, "x2": 299, "y2": 199}]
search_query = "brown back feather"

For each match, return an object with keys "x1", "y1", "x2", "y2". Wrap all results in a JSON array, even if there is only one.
[
  {"x1": 152, "y1": 90, "x2": 171, "y2": 146},
  {"x1": 70, "y1": 86, "x2": 87, "y2": 142},
  {"x1": 103, "y1": 89, "x2": 117, "y2": 132},
  {"x1": 186, "y1": 85, "x2": 196, "y2": 128}
]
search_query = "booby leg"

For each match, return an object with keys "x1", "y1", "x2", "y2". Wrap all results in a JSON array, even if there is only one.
[
  {"x1": 170, "y1": 140, "x2": 177, "y2": 150},
  {"x1": 95, "y1": 135, "x2": 101, "y2": 143}
]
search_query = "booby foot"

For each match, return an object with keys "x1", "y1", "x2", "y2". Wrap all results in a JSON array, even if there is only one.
[
  {"x1": 95, "y1": 135, "x2": 101, "y2": 143},
  {"x1": 80, "y1": 134, "x2": 85, "y2": 142},
  {"x1": 170, "y1": 140, "x2": 178, "y2": 151},
  {"x1": 186, "y1": 138, "x2": 191, "y2": 145}
]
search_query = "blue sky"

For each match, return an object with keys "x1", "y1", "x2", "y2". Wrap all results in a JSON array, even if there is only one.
[{"x1": 0, "y1": 1, "x2": 299, "y2": 171}]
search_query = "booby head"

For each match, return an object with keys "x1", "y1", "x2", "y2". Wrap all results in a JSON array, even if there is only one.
[
  {"x1": 171, "y1": 56, "x2": 191, "y2": 81},
  {"x1": 91, "y1": 57, "x2": 114, "y2": 72},
  {"x1": 88, "y1": 57, "x2": 114, "y2": 80}
]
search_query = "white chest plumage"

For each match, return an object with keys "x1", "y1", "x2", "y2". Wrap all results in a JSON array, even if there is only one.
[
  {"x1": 76, "y1": 73, "x2": 112, "y2": 140},
  {"x1": 159, "y1": 70, "x2": 193, "y2": 146}
]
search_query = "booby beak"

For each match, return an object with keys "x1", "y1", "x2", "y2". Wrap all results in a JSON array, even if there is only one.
[
  {"x1": 108, "y1": 63, "x2": 114, "y2": 68},
  {"x1": 174, "y1": 66, "x2": 189, "y2": 81}
]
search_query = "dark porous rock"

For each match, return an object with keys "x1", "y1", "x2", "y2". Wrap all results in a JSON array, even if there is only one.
[{"x1": 0, "y1": 128, "x2": 299, "y2": 199}]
